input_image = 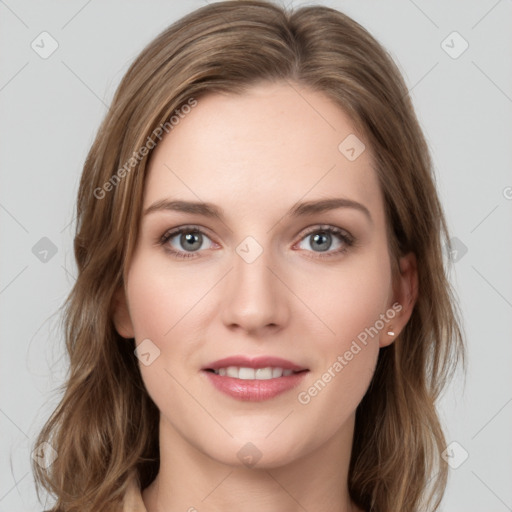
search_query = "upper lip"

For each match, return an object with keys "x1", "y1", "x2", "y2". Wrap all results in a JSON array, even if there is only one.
[{"x1": 202, "y1": 355, "x2": 308, "y2": 372}]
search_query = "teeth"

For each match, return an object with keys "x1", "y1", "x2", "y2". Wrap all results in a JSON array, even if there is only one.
[
  {"x1": 212, "y1": 366, "x2": 297, "y2": 379},
  {"x1": 226, "y1": 366, "x2": 239, "y2": 378},
  {"x1": 239, "y1": 367, "x2": 255, "y2": 379},
  {"x1": 255, "y1": 367, "x2": 272, "y2": 380}
]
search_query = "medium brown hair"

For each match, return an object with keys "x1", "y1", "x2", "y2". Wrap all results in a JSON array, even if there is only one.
[{"x1": 32, "y1": 2, "x2": 465, "y2": 511}]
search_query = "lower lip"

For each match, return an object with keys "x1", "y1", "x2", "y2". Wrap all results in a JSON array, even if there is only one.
[{"x1": 203, "y1": 370, "x2": 309, "y2": 401}]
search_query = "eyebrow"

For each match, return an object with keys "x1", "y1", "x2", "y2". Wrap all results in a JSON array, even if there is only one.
[{"x1": 144, "y1": 197, "x2": 372, "y2": 223}]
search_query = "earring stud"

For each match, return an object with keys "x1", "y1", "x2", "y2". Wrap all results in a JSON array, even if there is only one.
[{"x1": 387, "y1": 330, "x2": 395, "y2": 336}]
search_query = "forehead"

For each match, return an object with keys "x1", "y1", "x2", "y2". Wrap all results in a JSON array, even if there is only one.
[{"x1": 143, "y1": 81, "x2": 384, "y2": 222}]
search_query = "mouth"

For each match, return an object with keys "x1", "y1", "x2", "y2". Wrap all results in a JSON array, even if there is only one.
[
  {"x1": 203, "y1": 366, "x2": 308, "y2": 379},
  {"x1": 201, "y1": 355, "x2": 309, "y2": 401}
]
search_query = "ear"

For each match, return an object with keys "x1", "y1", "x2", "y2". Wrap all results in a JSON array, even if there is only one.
[
  {"x1": 380, "y1": 252, "x2": 418, "y2": 348},
  {"x1": 111, "y1": 287, "x2": 135, "y2": 339}
]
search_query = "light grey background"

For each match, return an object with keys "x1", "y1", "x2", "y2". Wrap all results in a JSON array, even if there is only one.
[{"x1": 1, "y1": 1, "x2": 511, "y2": 511}]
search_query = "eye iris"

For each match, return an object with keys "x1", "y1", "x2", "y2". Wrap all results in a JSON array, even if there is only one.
[
  {"x1": 181, "y1": 231, "x2": 202, "y2": 251},
  {"x1": 311, "y1": 231, "x2": 331, "y2": 252}
]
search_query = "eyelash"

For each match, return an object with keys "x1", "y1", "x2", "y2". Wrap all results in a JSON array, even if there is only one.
[{"x1": 158, "y1": 224, "x2": 355, "y2": 260}]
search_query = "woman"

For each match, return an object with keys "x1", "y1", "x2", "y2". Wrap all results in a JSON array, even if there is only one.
[{"x1": 32, "y1": 1, "x2": 465, "y2": 511}]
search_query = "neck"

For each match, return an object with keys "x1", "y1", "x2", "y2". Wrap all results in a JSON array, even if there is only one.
[{"x1": 142, "y1": 413, "x2": 362, "y2": 512}]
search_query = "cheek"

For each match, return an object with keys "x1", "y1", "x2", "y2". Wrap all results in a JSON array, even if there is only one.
[
  {"x1": 125, "y1": 256, "x2": 213, "y2": 386},
  {"x1": 295, "y1": 249, "x2": 391, "y2": 400},
  {"x1": 300, "y1": 254, "x2": 392, "y2": 348},
  {"x1": 126, "y1": 258, "x2": 202, "y2": 340},
  {"x1": 125, "y1": 260, "x2": 200, "y2": 411}
]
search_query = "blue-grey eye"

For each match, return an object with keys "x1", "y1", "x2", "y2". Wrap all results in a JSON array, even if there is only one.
[
  {"x1": 179, "y1": 231, "x2": 203, "y2": 252},
  {"x1": 296, "y1": 227, "x2": 351, "y2": 254},
  {"x1": 309, "y1": 231, "x2": 332, "y2": 252}
]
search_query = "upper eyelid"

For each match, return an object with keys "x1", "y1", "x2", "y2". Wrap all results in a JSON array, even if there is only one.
[{"x1": 161, "y1": 224, "x2": 215, "y2": 242}]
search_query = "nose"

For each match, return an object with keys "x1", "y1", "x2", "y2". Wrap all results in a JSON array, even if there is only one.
[{"x1": 220, "y1": 241, "x2": 289, "y2": 337}]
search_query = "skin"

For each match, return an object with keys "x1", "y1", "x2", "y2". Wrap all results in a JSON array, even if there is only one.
[{"x1": 113, "y1": 81, "x2": 418, "y2": 512}]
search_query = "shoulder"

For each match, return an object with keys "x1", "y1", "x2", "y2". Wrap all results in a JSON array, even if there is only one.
[
  {"x1": 122, "y1": 472, "x2": 148, "y2": 512},
  {"x1": 41, "y1": 472, "x2": 146, "y2": 512}
]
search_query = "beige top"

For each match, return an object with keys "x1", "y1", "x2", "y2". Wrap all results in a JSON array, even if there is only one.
[{"x1": 122, "y1": 474, "x2": 147, "y2": 512}]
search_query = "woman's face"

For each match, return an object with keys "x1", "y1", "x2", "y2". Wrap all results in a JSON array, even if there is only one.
[{"x1": 114, "y1": 81, "x2": 416, "y2": 468}]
